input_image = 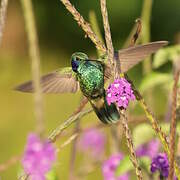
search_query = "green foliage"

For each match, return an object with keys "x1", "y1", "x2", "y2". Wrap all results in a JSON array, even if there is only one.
[
  {"x1": 139, "y1": 157, "x2": 151, "y2": 171},
  {"x1": 161, "y1": 122, "x2": 180, "y2": 136},
  {"x1": 139, "y1": 72, "x2": 172, "y2": 92},
  {"x1": 116, "y1": 156, "x2": 133, "y2": 176},
  {"x1": 116, "y1": 156, "x2": 151, "y2": 176},
  {"x1": 153, "y1": 45, "x2": 180, "y2": 68},
  {"x1": 132, "y1": 122, "x2": 180, "y2": 150},
  {"x1": 139, "y1": 45, "x2": 180, "y2": 93},
  {"x1": 133, "y1": 123, "x2": 155, "y2": 148},
  {"x1": 46, "y1": 169, "x2": 58, "y2": 180}
]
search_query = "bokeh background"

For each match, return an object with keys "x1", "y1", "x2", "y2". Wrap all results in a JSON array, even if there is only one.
[{"x1": 0, "y1": 0, "x2": 180, "y2": 179}]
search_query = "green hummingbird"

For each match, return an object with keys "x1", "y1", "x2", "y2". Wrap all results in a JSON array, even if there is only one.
[{"x1": 15, "y1": 41, "x2": 168, "y2": 124}]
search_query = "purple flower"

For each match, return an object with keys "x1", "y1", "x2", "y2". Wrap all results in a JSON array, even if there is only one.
[
  {"x1": 102, "y1": 153, "x2": 129, "y2": 180},
  {"x1": 106, "y1": 78, "x2": 135, "y2": 109},
  {"x1": 22, "y1": 133, "x2": 56, "y2": 180},
  {"x1": 136, "y1": 139, "x2": 160, "y2": 159},
  {"x1": 78, "y1": 128, "x2": 105, "y2": 159},
  {"x1": 151, "y1": 153, "x2": 169, "y2": 178}
]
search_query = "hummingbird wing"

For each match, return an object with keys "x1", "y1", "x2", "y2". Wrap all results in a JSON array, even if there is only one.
[
  {"x1": 15, "y1": 67, "x2": 79, "y2": 93},
  {"x1": 115, "y1": 41, "x2": 168, "y2": 73}
]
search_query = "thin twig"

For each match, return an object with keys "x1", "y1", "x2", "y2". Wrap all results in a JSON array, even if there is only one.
[
  {"x1": 168, "y1": 62, "x2": 180, "y2": 180},
  {"x1": 72, "y1": 97, "x2": 88, "y2": 115},
  {"x1": 100, "y1": 0, "x2": 114, "y2": 67},
  {"x1": 123, "y1": 18, "x2": 141, "y2": 48},
  {"x1": 0, "y1": 0, "x2": 8, "y2": 45},
  {"x1": 59, "y1": 133, "x2": 78, "y2": 149},
  {"x1": 18, "y1": 173, "x2": 29, "y2": 180},
  {"x1": 69, "y1": 96, "x2": 83, "y2": 180},
  {"x1": 59, "y1": 0, "x2": 106, "y2": 54},
  {"x1": 69, "y1": 120, "x2": 80, "y2": 180},
  {"x1": 129, "y1": 19, "x2": 142, "y2": 47},
  {"x1": 100, "y1": 0, "x2": 122, "y2": 154},
  {"x1": 121, "y1": 111, "x2": 143, "y2": 180},
  {"x1": 21, "y1": 0, "x2": 44, "y2": 137},
  {"x1": 48, "y1": 108, "x2": 92, "y2": 142},
  {"x1": 116, "y1": 18, "x2": 143, "y2": 179},
  {"x1": 77, "y1": 161, "x2": 102, "y2": 177},
  {"x1": 0, "y1": 155, "x2": 20, "y2": 172}
]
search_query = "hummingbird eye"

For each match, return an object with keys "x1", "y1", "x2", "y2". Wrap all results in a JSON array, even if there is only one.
[{"x1": 75, "y1": 57, "x2": 80, "y2": 61}]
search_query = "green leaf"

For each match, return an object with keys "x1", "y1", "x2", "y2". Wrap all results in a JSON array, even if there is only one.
[
  {"x1": 139, "y1": 157, "x2": 151, "y2": 167},
  {"x1": 116, "y1": 156, "x2": 151, "y2": 176},
  {"x1": 17, "y1": 167, "x2": 58, "y2": 180},
  {"x1": 46, "y1": 169, "x2": 58, "y2": 180},
  {"x1": 17, "y1": 167, "x2": 25, "y2": 179},
  {"x1": 139, "y1": 72, "x2": 172, "y2": 92},
  {"x1": 153, "y1": 45, "x2": 180, "y2": 68},
  {"x1": 116, "y1": 156, "x2": 133, "y2": 176},
  {"x1": 160, "y1": 122, "x2": 180, "y2": 136},
  {"x1": 133, "y1": 123, "x2": 155, "y2": 148},
  {"x1": 177, "y1": 123, "x2": 180, "y2": 135},
  {"x1": 133, "y1": 122, "x2": 180, "y2": 149}
]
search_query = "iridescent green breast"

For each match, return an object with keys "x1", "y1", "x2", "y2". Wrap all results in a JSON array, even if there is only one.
[{"x1": 76, "y1": 60, "x2": 104, "y2": 98}]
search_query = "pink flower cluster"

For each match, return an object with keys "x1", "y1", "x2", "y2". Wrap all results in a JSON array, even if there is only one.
[
  {"x1": 22, "y1": 134, "x2": 56, "y2": 180},
  {"x1": 78, "y1": 128, "x2": 105, "y2": 159},
  {"x1": 106, "y1": 78, "x2": 135, "y2": 109},
  {"x1": 102, "y1": 153, "x2": 129, "y2": 180},
  {"x1": 136, "y1": 139, "x2": 160, "y2": 159}
]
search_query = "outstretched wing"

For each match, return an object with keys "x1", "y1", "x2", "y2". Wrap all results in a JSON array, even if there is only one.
[
  {"x1": 15, "y1": 67, "x2": 79, "y2": 93},
  {"x1": 114, "y1": 41, "x2": 168, "y2": 73}
]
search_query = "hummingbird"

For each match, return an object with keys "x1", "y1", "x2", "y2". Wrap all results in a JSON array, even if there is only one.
[{"x1": 15, "y1": 41, "x2": 168, "y2": 124}]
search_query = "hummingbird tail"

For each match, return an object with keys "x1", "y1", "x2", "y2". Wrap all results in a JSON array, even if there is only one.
[{"x1": 90, "y1": 91, "x2": 120, "y2": 124}]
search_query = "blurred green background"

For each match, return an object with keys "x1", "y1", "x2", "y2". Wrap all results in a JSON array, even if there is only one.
[{"x1": 0, "y1": 0, "x2": 180, "y2": 179}]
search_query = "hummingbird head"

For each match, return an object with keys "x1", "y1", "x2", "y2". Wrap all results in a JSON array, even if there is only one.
[{"x1": 71, "y1": 52, "x2": 88, "y2": 72}]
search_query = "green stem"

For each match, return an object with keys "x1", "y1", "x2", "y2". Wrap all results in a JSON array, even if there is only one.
[
  {"x1": 141, "y1": 0, "x2": 153, "y2": 106},
  {"x1": 69, "y1": 95, "x2": 83, "y2": 180},
  {"x1": 21, "y1": 0, "x2": 44, "y2": 137},
  {"x1": 89, "y1": 10, "x2": 104, "y2": 57},
  {"x1": 141, "y1": 0, "x2": 153, "y2": 74}
]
